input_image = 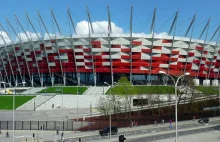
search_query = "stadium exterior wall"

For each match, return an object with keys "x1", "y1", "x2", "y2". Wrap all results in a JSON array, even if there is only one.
[{"x1": 0, "y1": 35, "x2": 219, "y2": 86}]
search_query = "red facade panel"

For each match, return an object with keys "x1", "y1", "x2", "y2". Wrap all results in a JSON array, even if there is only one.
[
  {"x1": 172, "y1": 51, "x2": 179, "y2": 54},
  {"x1": 142, "y1": 49, "x2": 151, "y2": 53},
  {"x1": 83, "y1": 48, "x2": 91, "y2": 52},
  {"x1": 111, "y1": 45, "x2": 121, "y2": 48},
  {"x1": 121, "y1": 48, "x2": 131, "y2": 52},
  {"x1": 132, "y1": 41, "x2": 142, "y2": 46},
  {"x1": 196, "y1": 46, "x2": 203, "y2": 51},
  {"x1": 162, "y1": 39, "x2": 172, "y2": 43}
]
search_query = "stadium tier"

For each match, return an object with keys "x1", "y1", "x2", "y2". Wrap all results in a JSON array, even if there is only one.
[{"x1": 0, "y1": 9, "x2": 219, "y2": 87}]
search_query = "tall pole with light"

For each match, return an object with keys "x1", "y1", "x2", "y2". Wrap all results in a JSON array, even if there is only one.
[
  {"x1": 1, "y1": 81, "x2": 26, "y2": 142},
  {"x1": 76, "y1": 85, "x2": 80, "y2": 121},
  {"x1": 158, "y1": 71, "x2": 190, "y2": 142},
  {"x1": 104, "y1": 82, "x2": 111, "y2": 140}
]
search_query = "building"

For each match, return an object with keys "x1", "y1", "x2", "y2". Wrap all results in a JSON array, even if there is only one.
[{"x1": 0, "y1": 8, "x2": 219, "y2": 87}]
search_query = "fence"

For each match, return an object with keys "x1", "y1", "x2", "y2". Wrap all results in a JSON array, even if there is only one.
[
  {"x1": 0, "y1": 111, "x2": 219, "y2": 131},
  {"x1": 0, "y1": 120, "x2": 88, "y2": 131}
]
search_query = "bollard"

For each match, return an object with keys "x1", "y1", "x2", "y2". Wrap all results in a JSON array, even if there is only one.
[{"x1": 79, "y1": 138, "x2": 81, "y2": 142}]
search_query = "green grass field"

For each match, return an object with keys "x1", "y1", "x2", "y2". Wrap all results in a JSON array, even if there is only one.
[
  {"x1": 105, "y1": 85, "x2": 175, "y2": 95},
  {"x1": 196, "y1": 86, "x2": 219, "y2": 95},
  {"x1": 39, "y1": 86, "x2": 88, "y2": 94},
  {"x1": 0, "y1": 96, "x2": 35, "y2": 110}
]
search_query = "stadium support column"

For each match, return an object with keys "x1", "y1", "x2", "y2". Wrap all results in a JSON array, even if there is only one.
[
  {"x1": 67, "y1": 8, "x2": 79, "y2": 85},
  {"x1": 0, "y1": 52, "x2": 9, "y2": 84},
  {"x1": 208, "y1": 26, "x2": 220, "y2": 86},
  {"x1": 26, "y1": 12, "x2": 52, "y2": 85},
  {"x1": 0, "y1": 23, "x2": 18, "y2": 86},
  {"x1": 6, "y1": 17, "x2": 32, "y2": 86},
  {"x1": 107, "y1": 5, "x2": 113, "y2": 85},
  {"x1": 77, "y1": 73, "x2": 80, "y2": 85},
  {"x1": 15, "y1": 15, "x2": 42, "y2": 86},
  {"x1": 148, "y1": 8, "x2": 156, "y2": 85},
  {"x1": 23, "y1": 74, "x2": 25, "y2": 87},
  {"x1": 129, "y1": 6, "x2": 133, "y2": 85},
  {"x1": 63, "y1": 73, "x2": 66, "y2": 86},
  {"x1": 52, "y1": 73, "x2": 54, "y2": 86},
  {"x1": 41, "y1": 74, "x2": 43, "y2": 87},
  {"x1": 167, "y1": 11, "x2": 178, "y2": 75},
  {"x1": 184, "y1": 14, "x2": 196, "y2": 74},
  {"x1": 51, "y1": 9, "x2": 65, "y2": 86},
  {"x1": 31, "y1": 75, "x2": 33, "y2": 87},
  {"x1": 16, "y1": 75, "x2": 18, "y2": 87},
  {"x1": 196, "y1": 19, "x2": 210, "y2": 86},
  {"x1": 86, "y1": 5, "x2": 96, "y2": 86}
]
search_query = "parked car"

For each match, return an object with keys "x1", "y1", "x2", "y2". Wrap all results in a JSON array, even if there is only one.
[
  {"x1": 198, "y1": 118, "x2": 209, "y2": 124},
  {"x1": 99, "y1": 126, "x2": 118, "y2": 136}
]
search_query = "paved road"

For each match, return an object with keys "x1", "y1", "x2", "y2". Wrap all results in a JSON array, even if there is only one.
[
  {"x1": 54, "y1": 118, "x2": 220, "y2": 142},
  {"x1": 126, "y1": 125, "x2": 220, "y2": 142},
  {"x1": 0, "y1": 117, "x2": 219, "y2": 142}
]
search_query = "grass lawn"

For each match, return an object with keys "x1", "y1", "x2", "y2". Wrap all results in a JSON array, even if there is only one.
[
  {"x1": 196, "y1": 86, "x2": 219, "y2": 95},
  {"x1": 0, "y1": 96, "x2": 35, "y2": 110},
  {"x1": 39, "y1": 86, "x2": 88, "y2": 94},
  {"x1": 105, "y1": 85, "x2": 175, "y2": 95}
]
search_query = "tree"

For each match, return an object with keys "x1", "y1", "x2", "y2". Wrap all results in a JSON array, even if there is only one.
[
  {"x1": 177, "y1": 76, "x2": 197, "y2": 112},
  {"x1": 96, "y1": 97, "x2": 110, "y2": 116},
  {"x1": 117, "y1": 76, "x2": 136, "y2": 120}
]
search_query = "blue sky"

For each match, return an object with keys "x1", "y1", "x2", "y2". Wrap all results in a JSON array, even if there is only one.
[{"x1": 0, "y1": 0, "x2": 219, "y2": 41}]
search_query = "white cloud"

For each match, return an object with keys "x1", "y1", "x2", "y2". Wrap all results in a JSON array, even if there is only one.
[
  {"x1": 154, "y1": 32, "x2": 169, "y2": 38},
  {"x1": 75, "y1": 20, "x2": 123, "y2": 35},
  {"x1": 44, "y1": 33, "x2": 63, "y2": 39},
  {"x1": 16, "y1": 31, "x2": 41, "y2": 41},
  {"x1": 0, "y1": 31, "x2": 11, "y2": 44}
]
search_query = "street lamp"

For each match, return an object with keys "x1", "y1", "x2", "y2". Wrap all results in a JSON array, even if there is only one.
[
  {"x1": 1, "y1": 81, "x2": 26, "y2": 142},
  {"x1": 104, "y1": 81, "x2": 112, "y2": 140},
  {"x1": 158, "y1": 71, "x2": 190, "y2": 142},
  {"x1": 76, "y1": 84, "x2": 82, "y2": 121}
]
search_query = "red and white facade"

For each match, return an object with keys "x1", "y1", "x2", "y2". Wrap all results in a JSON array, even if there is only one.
[{"x1": 0, "y1": 34, "x2": 219, "y2": 86}]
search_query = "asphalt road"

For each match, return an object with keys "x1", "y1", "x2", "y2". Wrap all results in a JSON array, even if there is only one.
[
  {"x1": 43, "y1": 117, "x2": 220, "y2": 142},
  {"x1": 0, "y1": 117, "x2": 219, "y2": 142},
  {"x1": 126, "y1": 125, "x2": 220, "y2": 142}
]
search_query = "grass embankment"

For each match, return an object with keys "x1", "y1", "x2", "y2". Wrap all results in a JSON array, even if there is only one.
[
  {"x1": 39, "y1": 86, "x2": 88, "y2": 94},
  {"x1": 196, "y1": 86, "x2": 219, "y2": 95},
  {"x1": 0, "y1": 96, "x2": 35, "y2": 110},
  {"x1": 105, "y1": 86, "x2": 175, "y2": 95}
]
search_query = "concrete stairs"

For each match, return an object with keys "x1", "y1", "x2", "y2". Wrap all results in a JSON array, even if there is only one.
[
  {"x1": 17, "y1": 95, "x2": 55, "y2": 110},
  {"x1": 83, "y1": 86, "x2": 109, "y2": 95}
]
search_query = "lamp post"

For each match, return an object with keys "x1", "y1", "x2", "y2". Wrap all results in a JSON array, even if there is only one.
[
  {"x1": 1, "y1": 81, "x2": 26, "y2": 142},
  {"x1": 158, "y1": 71, "x2": 190, "y2": 142},
  {"x1": 76, "y1": 85, "x2": 82, "y2": 121},
  {"x1": 104, "y1": 82, "x2": 111, "y2": 140}
]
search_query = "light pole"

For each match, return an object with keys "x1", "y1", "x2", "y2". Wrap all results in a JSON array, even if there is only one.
[
  {"x1": 76, "y1": 84, "x2": 82, "y2": 121},
  {"x1": 158, "y1": 71, "x2": 190, "y2": 142},
  {"x1": 1, "y1": 81, "x2": 26, "y2": 142},
  {"x1": 104, "y1": 82, "x2": 112, "y2": 140}
]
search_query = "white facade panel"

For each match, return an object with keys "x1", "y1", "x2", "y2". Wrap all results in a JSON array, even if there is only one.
[
  {"x1": 102, "y1": 62, "x2": 110, "y2": 66},
  {"x1": 159, "y1": 64, "x2": 169, "y2": 68}
]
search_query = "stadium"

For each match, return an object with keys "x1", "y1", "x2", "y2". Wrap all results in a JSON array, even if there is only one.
[{"x1": 0, "y1": 8, "x2": 219, "y2": 87}]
